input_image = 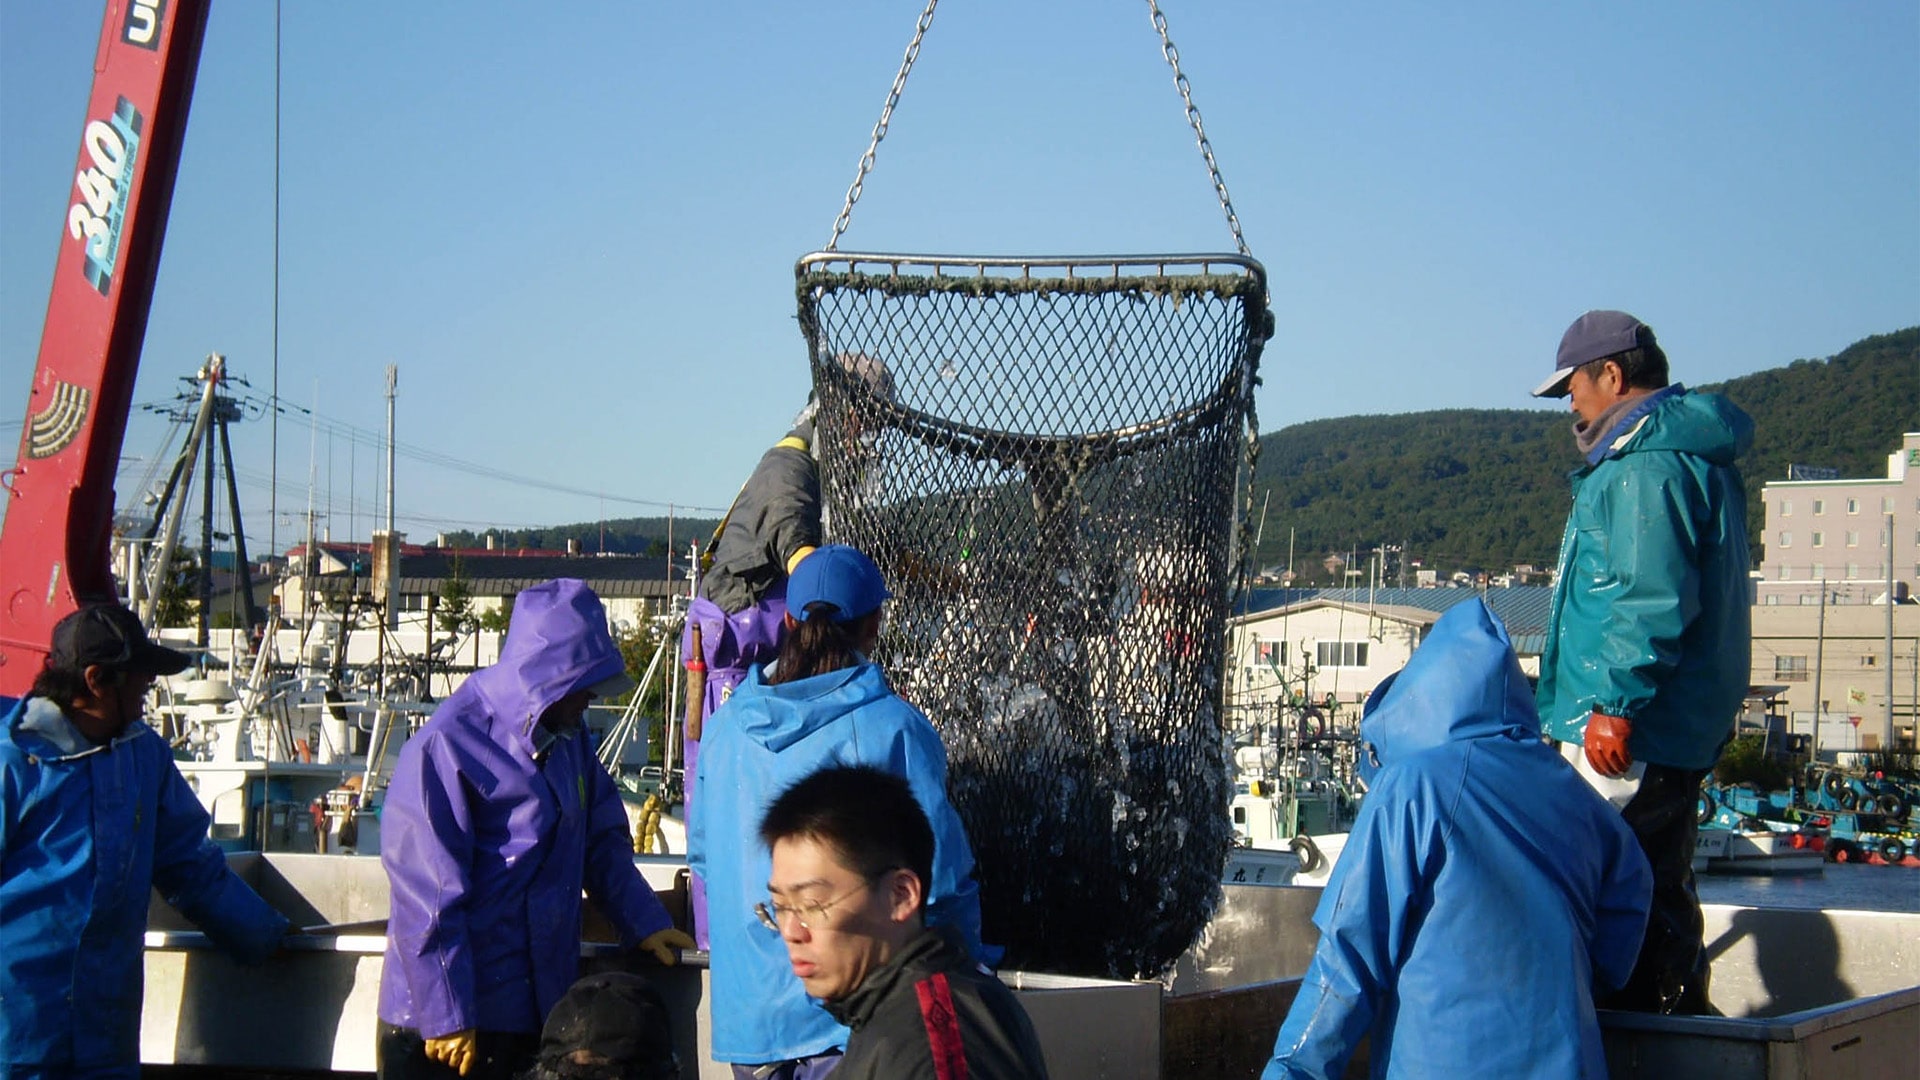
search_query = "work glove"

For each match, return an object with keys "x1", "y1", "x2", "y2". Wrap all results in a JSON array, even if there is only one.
[
  {"x1": 1585, "y1": 712, "x2": 1634, "y2": 778},
  {"x1": 638, "y1": 927, "x2": 696, "y2": 965},
  {"x1": 424, "y1": 1029, "x2": 477, "y2": 1077}
]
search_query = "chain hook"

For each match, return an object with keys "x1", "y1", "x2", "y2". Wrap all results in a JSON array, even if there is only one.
[
  {"x1": 1147, "y1": 0, "x2": 1251, "y2": 258},
  {"x1": 827, "y1": 0, "x2": 941, "y2": 251}
]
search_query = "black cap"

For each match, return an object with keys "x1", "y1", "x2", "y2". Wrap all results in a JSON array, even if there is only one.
[
  {"x1": 48, "y1": 604, "x2": 192, "y2": 677},
  {"x1": 538, "y1": 973, "x2": 679, "y2": 1079}
]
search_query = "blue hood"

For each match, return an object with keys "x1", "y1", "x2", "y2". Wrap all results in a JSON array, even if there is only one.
[
  {"x1": 1359, "y1": 599, "x2": 1537, "y2": 781},
  {"x1": 728, "y1": 660, "x2": 896, "y2": 753}
]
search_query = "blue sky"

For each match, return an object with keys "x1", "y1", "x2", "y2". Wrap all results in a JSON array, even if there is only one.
[{"x1": 3, "y1": 2, "x2": 1915, "y2": 555}]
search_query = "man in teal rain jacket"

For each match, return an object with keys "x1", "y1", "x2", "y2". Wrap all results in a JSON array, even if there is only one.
[
  {"x1": 1, "y1": 604, "x2": 289, "y2": 1078},
  {"x1": 377, "y1": 579, "x2": 692, "y2": 1080},
  {"x1": 1263, "y1": 600, "x2": 1651, "y2": 1080},
  {"x1": 1532, "y1": 310, "x2": 1753, "y2": 1014}
]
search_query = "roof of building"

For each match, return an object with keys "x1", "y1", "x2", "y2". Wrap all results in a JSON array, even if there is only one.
[
  {"x1": 302, "y1": 551, "x2": 684, "y2": 599},
  {"x1": 1235, "y1": 585, "x2": 1555, "y2": 653}
]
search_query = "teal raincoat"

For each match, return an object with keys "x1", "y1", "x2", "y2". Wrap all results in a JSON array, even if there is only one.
[{"x1": 1536, "y1": 387, "x2": 1754, "y2": 770}]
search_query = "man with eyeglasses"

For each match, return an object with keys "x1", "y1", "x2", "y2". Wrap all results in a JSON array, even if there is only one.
[
  {"x1": 1, "y1": 603, "x2": 291, "y2": 1078},
  {"x1": 760, "y1": 766, "x2": 1048, "y2": 1080}
]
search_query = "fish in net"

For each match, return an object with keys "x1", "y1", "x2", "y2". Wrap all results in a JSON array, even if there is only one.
[{"x1": 797, "y1": 253, "x2": 1270, "y2": 978}]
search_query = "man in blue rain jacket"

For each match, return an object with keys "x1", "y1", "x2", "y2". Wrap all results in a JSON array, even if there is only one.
[
  {"x1": 1532, "y1": 310, "x2": 1753, "y2": 1013},
  {"x1": 1263, "y1": 600, "x2": 1651, "y2": 1080},
  {"x1": 1, "y1": 604, "x2": 289, "y2": 1078}
]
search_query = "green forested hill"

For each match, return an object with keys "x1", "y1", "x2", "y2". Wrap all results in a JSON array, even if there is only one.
[
  {"x1": 1250, "y1": 327, "x2": 1919, "y2": 583},
  {"x1": 440, "y1": 514, "x2": 722, "y2": 557},
  {"x1": 480, "y1": 329, "x2": 1916, "y2": 581}
]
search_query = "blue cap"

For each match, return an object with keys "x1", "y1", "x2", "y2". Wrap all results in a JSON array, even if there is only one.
[
  {"x1": 1533, "y1": 310, "x2": 1653, "y2": 398},
  {"x1": 787, "y1": 545, "x2": 891, "y2": 622}
]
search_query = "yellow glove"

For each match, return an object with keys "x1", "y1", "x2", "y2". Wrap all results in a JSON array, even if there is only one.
[
  {"x1": 424, "y1": 1029, "x2": 477, "y2": 1077},
  {"x1": 638, "y1": 927, "x2": 696, "y2": 965}
]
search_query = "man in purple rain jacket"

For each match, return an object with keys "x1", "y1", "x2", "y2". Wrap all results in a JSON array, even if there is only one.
[{"x1": 377, "y1": 579, "x2": 694, "y2": 1080}]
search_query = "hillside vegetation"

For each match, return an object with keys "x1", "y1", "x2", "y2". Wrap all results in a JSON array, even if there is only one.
[
  {"x1": 464, "y1": 329, "x2": 1917, "y2": 583},
  {"x1": 1251, "y1": 327, "x2": 1918, "y2": 583}
]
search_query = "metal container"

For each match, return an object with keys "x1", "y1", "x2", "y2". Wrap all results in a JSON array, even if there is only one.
[
  {"x1": 141, "y1": 853, "x2": 1158, "y2": 1079},
  {"x1": 142, "y1": 858, "x2": 1920, "y2": 1079}
]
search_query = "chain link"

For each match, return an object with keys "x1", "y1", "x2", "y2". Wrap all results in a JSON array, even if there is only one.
[
  {"x1": 1147, "y1": 0, "x2": 1250, "y2": 257},
  {"x1": 826, "y1": 0, "x2": 940, "y2": 251}
]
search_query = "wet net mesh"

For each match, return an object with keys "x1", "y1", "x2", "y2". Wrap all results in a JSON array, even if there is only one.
[{"x1": 797, "y1": 253, "x2": 1270, "y2": 977}]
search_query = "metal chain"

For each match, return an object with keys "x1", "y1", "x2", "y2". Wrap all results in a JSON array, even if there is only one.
[
  {"x1": 1147, "y1": 0, "x2": 1250, "y2": 257},
  {"x1": 826, "y1": 0, "x2": 940, "y2": 251}
]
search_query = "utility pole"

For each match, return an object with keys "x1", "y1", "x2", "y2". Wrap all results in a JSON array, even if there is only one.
[
  {"x1": 1811, "y1": 581, "x2": 1827, "y2": 764},
  {"x1": 385, "y1": 365, "x2": 398, "y2": 537},
  {"x1": 1887, "y1": 513, "x2": 1897, "y2": 753}
]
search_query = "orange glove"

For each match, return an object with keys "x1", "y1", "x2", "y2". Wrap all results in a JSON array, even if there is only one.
[
  {"x1": 638, "y1": 927, "x2": 696, "y2": 965},
  {"x1": 424, "y1": 1029, "x2": 477, "y2": 1077},
  {"x1": 1585, "y1": 712, "x2": 1634, "y2": 778}
]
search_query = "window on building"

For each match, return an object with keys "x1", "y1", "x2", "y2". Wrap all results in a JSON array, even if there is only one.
[
  {"x1": 1813, "y1": 499, "x2": 1825, "y2": 515},
  {"x1": 1776, "y1": 564, "x2": 1791, "y2": 579},
  {"x1": 1862, "y1": 654, "x2": 1878, "y2": 667},
  {"x1": 1811, "y1": 532, "x2": 1824, "y2": 547},
  {"x1": 1812, "y1": 564, "x2": 1826, "y2": 578},
  {"x1": 1845, "y1": 564, "x2": 1859, "y2": 578},
  {"x1": 1774, "y1": 656, "x2": 1809, "y2": 681},
  {"x1": 1764, "y1": 594, "x2": 1779, "y2": 605},
  {"x1": 1799, "y1": 594, "x2": 1816, "y2": 605},
  {"x1": 1885, "y1": 497, "x2": 1896, "y2": 513},
  {"x1": 1778, "y1": 532, "x2": 1792, "y2": 548},
  {"x1": 1316, "y1": 641, "x2": 1370, "y2": 668},
  {"x1": 1846, "y1": 498, "x2": 1859, "y2": 514},
  {"x1": 1779, "y1": 501, "x2": 1792, "y2": 517},
  {"x1": 1846, "y1": 531, "x2": 1859, "y2": 547},
  {"x1": 1256, "y1": 640, "x2": 1286, "y2": 667}
]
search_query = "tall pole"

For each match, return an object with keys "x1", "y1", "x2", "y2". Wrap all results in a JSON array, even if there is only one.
[
  {"x1": 1888, "y1": 513, "x2": 1897, "y2": 753},
  {"x1": 1811, "y1": 580, "x2": 1827, "y2": 764},
  {"x1": 385, "y1": 365, "x2": 398, "y2": 537}
]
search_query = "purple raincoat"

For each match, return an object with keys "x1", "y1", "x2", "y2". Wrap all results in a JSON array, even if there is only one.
[
  {"x1": 378, "y1": 580, "x2": 673, "y2": 1038},
  {"x1": 681, "y1": 588, "x2": 788, "y2": 948}
]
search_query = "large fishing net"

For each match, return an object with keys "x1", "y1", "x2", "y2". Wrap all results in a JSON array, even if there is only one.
[{"x1": 798, "y1": 252, "x2": 1270, "y2": 977}]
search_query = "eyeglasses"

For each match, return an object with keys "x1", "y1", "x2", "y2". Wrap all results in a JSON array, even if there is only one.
[{"x1": 754, "y1": 873, "x2": 891, "y2": 932}]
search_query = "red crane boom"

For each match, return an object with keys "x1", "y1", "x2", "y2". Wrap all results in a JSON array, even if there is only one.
[{"x1": 0, "y1": 0, "x2": 211, "y2": 695}]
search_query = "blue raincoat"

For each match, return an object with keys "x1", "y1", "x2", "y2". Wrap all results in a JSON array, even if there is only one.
[
  {"x1": 689, "y1": 660, "x2": 984, "y2": 1065},
  {"x1": 1263, "y1": 600, "x2": 1651, "y2": 1080},
  {"x1": 1536, "y1": 387, "x2": 1753, "y2": 770},
  {"x1": 1, "y1": 695, "x2": 289, "y2": 1073},
  {"x1": 378, "y1": 580, "x2": 673, "y2": 1038}
]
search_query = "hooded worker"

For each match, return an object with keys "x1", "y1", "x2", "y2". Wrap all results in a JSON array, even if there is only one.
[
  {"x1": 1262, "y1": 599, "x2": 1652, "y2": 1080},
  {"x1": 682, "y1": 352, "x2": 895, "y2": 948},
  {"x1": 1, "y1": 603, "x2": 289, "y2": 1078},
  {"x1": 378, "y1": 579, "x2": 693, "y2": 1080}
]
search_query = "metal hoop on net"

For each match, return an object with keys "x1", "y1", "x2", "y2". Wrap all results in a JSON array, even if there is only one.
[{"x1": 796, "y1": 250, "x2": 1271, "y2": 977}]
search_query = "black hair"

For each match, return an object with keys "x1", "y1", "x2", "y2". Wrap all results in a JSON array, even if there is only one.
[
  {"x1": 766, "y1": 604, "x2": 880, "y2": 685},
  {"x1": 1578, "y1": 333, "x2": 1669, "y2": 391},
  {"x1": 31, "y1": 663, "x2": 94, "y2": 705},
  {"x1": 759, "y1": 765, "x2": 935, "y2": 911}
]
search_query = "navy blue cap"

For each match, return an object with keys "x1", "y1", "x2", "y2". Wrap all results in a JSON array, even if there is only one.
[
  {"x1": 1534, "y1": 310, "x2": 1654, "y2": 398},
  {"x1": 49, "y1": 603, "x2": 191, "y2": 676},
  {"x1": 787, "y1": 545, "x2": 891, "y2": 622}
]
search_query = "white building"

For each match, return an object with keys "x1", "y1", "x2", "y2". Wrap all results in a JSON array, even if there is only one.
[{"x1": 1757, "y1": 432, "x2": 1919, "y2": 607}]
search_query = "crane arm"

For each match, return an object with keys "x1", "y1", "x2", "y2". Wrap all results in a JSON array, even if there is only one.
[{"x1": 0, "y1": 0, "x2": 211, "y2": 695}]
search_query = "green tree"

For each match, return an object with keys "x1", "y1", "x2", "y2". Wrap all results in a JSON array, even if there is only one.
[
  {"x1": 476, "y1": 597, "x2": 514, "y2": 634},
  {"x1": 437, "y1": 556, "x2": 476, "y2": 634},
  {"x1": 151, "y1": 550, "x2": 199, "y2": 628}
]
